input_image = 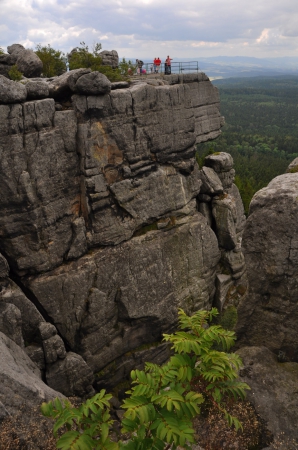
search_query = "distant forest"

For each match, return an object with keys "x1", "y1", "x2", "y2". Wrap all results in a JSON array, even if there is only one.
[{"x1": 196, "y1": 75, "x2": 298, "y2": 213}]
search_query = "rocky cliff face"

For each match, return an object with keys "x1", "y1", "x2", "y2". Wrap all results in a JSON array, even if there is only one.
[
  {"x1": 237, "y1": 171, "x2": 298, "y2": 362},
  {"x1": 0, "y1": 69, "x2": 248, "y2": 413}
]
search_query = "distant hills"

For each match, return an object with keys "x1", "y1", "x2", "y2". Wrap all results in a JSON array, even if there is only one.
[{"x1": 193, "y1": 56, "x2": 298, "y2": 79}]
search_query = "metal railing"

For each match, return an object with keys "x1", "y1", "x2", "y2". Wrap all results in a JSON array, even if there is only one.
[{"x1": 135, "y1": 61, "x2": 200, "y2": 75}]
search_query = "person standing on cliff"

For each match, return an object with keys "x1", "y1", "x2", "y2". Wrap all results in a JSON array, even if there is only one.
[
  {"x1": 165, "y1": 55, "x2": 172, "y2": 75},
  {"x1": 155, "y1": 57, "x2": 161, "y2": 73},
  {"x1": 136, "y1": 59, "x2": 144, "y2": 75}
]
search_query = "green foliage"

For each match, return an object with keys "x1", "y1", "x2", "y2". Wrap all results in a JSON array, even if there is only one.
[
  {"x1": 35, "y1": 44, "x2": 66, "y2": 77},
  {"x1": 68, "y1": 41, "x2": 102, "y2": 71},
  {"x1": 118, "y1": 58, "x2": 137, "y2": 78},
  {"x1": 198, "y1": 76, "x2": 298, "y2": 213},
  {"x1": 42, "y1": 308, "x2": 249, "y2": 450},
  {"x1": 41, "y1": 391, "x2": 117, "y2": 450},
  {"x1": 0, "y1": 46, "x2": 4, "y2": 55},
  {"x1": 67, "y1": 41, "x2": 126, "y2": 82},
  {"x1": 217, "y1": 306, "x2": 238, "y2": 331},
  {"x1": 8, "y1": 65, "x2": 23, "y2": 81},
  {"x1": 289, "y1": 165, "x2": 298, "y2": 173}
]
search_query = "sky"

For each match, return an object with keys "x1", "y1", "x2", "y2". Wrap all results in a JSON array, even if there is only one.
[{"x1": 1, "y1": 0, "x2": 298, "y2": 60}]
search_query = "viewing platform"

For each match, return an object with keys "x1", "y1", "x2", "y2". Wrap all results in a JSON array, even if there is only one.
[{"x1": 133, "y1": 61, "x2": 200, "y2": 76}]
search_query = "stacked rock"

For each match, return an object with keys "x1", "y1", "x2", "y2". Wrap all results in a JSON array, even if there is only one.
[{"x1": 198, "y1": 152, "x2": 247, "y2": 310}]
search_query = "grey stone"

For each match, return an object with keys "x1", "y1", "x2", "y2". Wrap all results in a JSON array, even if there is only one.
[
  {"x1": 7, "y1": 44, "x2": 25, "y2": 58},
  {"x1": 42, "y1": 334, "x2": 66, "y2": 363},
  {"x1": 237, "y1": 346, "x2": 298, "y2": 442},
  {"x1": 217, "y1": 168, "x2": 235, "y2": 190},
  {"x1": 111, "y1": 81, "x2": 130, "y2": 90},
  {"x1": 199, "y1": 166, "x2": 223, "y2": 195},
  {"x1": 46, "y1": 352, "x2": 94, "y2": 397},
  {"x1": 98, "y1": 50, "x2": 119, "y2": 69},
  {"x1": 74, "y1": 71, "x2": 111, "y2": 95},
  {"x1": 286, "y1": 156, "x2": 298, "y2": 173},
  {"x1": 0, "y1": 279, "x2": 44, "y2": 344},
  {"x1": 48, "y1": 68, "x2": 91, "y2": 98},
  {"x1": 198, "y1": 193, "x2": 212, "y2": 202},
  {"x1": 66, "y1": 217, "x2": 88, "y2": 260},
  {"x1": 0, "y1": 75, "x2": 27, "y2": 103},
  {"x1": 25, "y1": 344, "x2": 45, "y2": 370},
  {"x1": 227, "y1": 183, "x2": 246, "y2": 233},
  {"x1": 39, "y1": 322, "x2": 57, "y2": 340},
  {"x1": 0, "y1": 331, "x2": 63, "y2": 416},
  {"x1": 27, "y1": 213, "x2": 220, "y2": 373},
  {"x1": 0, "y1": 72, "x2": 227, "y2": 398},
  {"x1": 8, "y1": 44, "x2": 42, "y2": 78},
  {"x1": 212, "y1": 194, "x2": 237, "y2": 250},
  {"x1": 0, "y1": 302, "x2": 23, "y2": 347},
  {"x1": 25, "y1": 81, "x2": 49, "y2": 99},
  {"x1": 204, "y1": 152, "x2": 234, "y2": 173},
  {"x1": 214, "y1": 274, "x2": 233, "y2": 311},
  {"x1": 237, "y1": 173, "x2": 298, "y2": 361},
  {"x1": 0, "y1": 253, "x2": 9, "y2": 278},
  {"x1": 198, "y1": 202, "x2": 212, "y2": 226},
  {"x1": 110, "y1": 166, "x2": 201, "y2": 223},
  {"x1": 0, "y1": 53, "x2": 14, "y2": 65}
]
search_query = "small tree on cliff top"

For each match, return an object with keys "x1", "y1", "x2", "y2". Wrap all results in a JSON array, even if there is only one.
[
  {"x1": 35, "y1": 44, "x2": 66, "y2": 78},
  {"x1": 41, "y1": 308, "x2": 249, "y2": 450}
]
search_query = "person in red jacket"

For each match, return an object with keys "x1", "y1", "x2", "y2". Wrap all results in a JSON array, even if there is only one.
[
  {"x1": 155, "y1": 57, "x2": 161, "y2": 73},
  {"x1": 165, "y1": 55, "x2": 172, "y2": 75}
]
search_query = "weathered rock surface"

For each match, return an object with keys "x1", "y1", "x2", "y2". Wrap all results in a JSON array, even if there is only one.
[
  {"x1": 237, "y1": 346, "x2": 298, "y2": 445},
  {"x1": 25, "y1": 80, "x2": 49, "y2": 99},
  {"x1": 74, "y1": 71, "x2": 111, "y2": 95},
  {"x1": 0, "y1": 72, "x2": 247, "y2": 404},
  {"x1": 0, "y1": 331, "x2": 63, "y2": 416},
  {"x1": 238, "y1": 172, "x2": 298, "y2": 361},
  {"x1": 46, "y1": 352, "x2": 94, "y2": 397},
  {"x1": 7, "y1": 44, "x2": 43, "y2": 78},
  {"x1": 0, "y1": 303, "x2": 23, "y2": 347},
  {"x1": 27, "y1": 213, "x2": 221, "y2": 372},
  {"x1": 0, "y1": 75, "x2": 27, "y2": 103},
  {"x1": 99, "y1": 50, "x2": 119, "y2": 68}
]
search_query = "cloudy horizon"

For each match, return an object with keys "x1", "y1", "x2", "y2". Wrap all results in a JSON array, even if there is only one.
[{"x1": 1, "y1": 0, "x2": 298, "y2": 61}]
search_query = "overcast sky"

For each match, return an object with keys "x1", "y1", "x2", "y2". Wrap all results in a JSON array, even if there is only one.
[{"x1": 1, "y1": 0, "x2": 298, "y2": 60}]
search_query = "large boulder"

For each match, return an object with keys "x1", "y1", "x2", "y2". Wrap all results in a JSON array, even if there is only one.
[
  {"x1": 7, "y1": 44, "x2": 43, "y2": 78},
  {"x1": 0, "y1": 331, "x2": 63, "y2": 416},
  {"x1": 98, "y1": 50, "x2": 119, "y2": 68},
  {"x1": 237, "y1": 346, "x2": 298, "y2": 446},
  {"x1": 0, "y1": 75, "x2": 27, "y2": 103},
  {"x1": 46, "y1": 352, "x2": 94, "y2": 397},
  {"x1": 237, "y1": 172, "x2": 298, "y2": 361},
  {"x1": 74, "y1": 71, "x2": 111, "y2": 95}
]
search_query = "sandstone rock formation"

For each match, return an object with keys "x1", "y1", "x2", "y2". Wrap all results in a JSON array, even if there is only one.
[
  {"x1": 237, "y1": 346, "x2": 298, "y2": 445},
  {"x1": 0, "y1": 44, "x2": 43, "y2": 78},
  {"x1": 98, "y1": 50, "x2": 119, "y2": 69},
  {"x1": 0, "y1": 68, "x2": 248, "y2": 422},
  {"x1": 237, "y1": 172, "x2": 298, "y2": 362}
]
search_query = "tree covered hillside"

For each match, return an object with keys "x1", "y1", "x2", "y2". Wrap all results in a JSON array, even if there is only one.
[{"x1": 196, "y1": 75, "x2": 298, "y2": 213}]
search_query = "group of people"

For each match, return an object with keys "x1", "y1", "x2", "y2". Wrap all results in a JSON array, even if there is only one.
[{"x1": 135, "y1": 56, "x2": 173, "y2": 75}]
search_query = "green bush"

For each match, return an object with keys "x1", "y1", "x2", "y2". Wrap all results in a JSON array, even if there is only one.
[
  {"x1": 0, "y1": 47, "x2": 4, "y2": 55},
  {"x1": 8, "y1": 65, "x2": 23, "y2": 81},
  {"x1": 68, "y1": 41, "x2": 130, "y2": 82},
  {"x1": 41, "y1": 308, "x2": 249, "y2": 450},
  {"x1": 35, "y1": 44, "x2": 66, "y2": 77}
]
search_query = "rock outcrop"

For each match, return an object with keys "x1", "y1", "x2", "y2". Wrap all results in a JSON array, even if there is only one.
[
  {"x1": 237, "y1": 346, "x2": 298, "y2": 445},
  {"x1": 237, "y1": 172, "x2": 298, "y2": 362},
  {"x1": 0, "y1": 44, "x2": 43, "y2": 78},
  {"x1": 0, "y1": 68, "x2": 248, "y2": 420}
]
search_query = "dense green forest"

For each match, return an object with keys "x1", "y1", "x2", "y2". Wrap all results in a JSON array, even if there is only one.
[{"x1": 196, "y1": 75, "x2": 298, "y2": 213}]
